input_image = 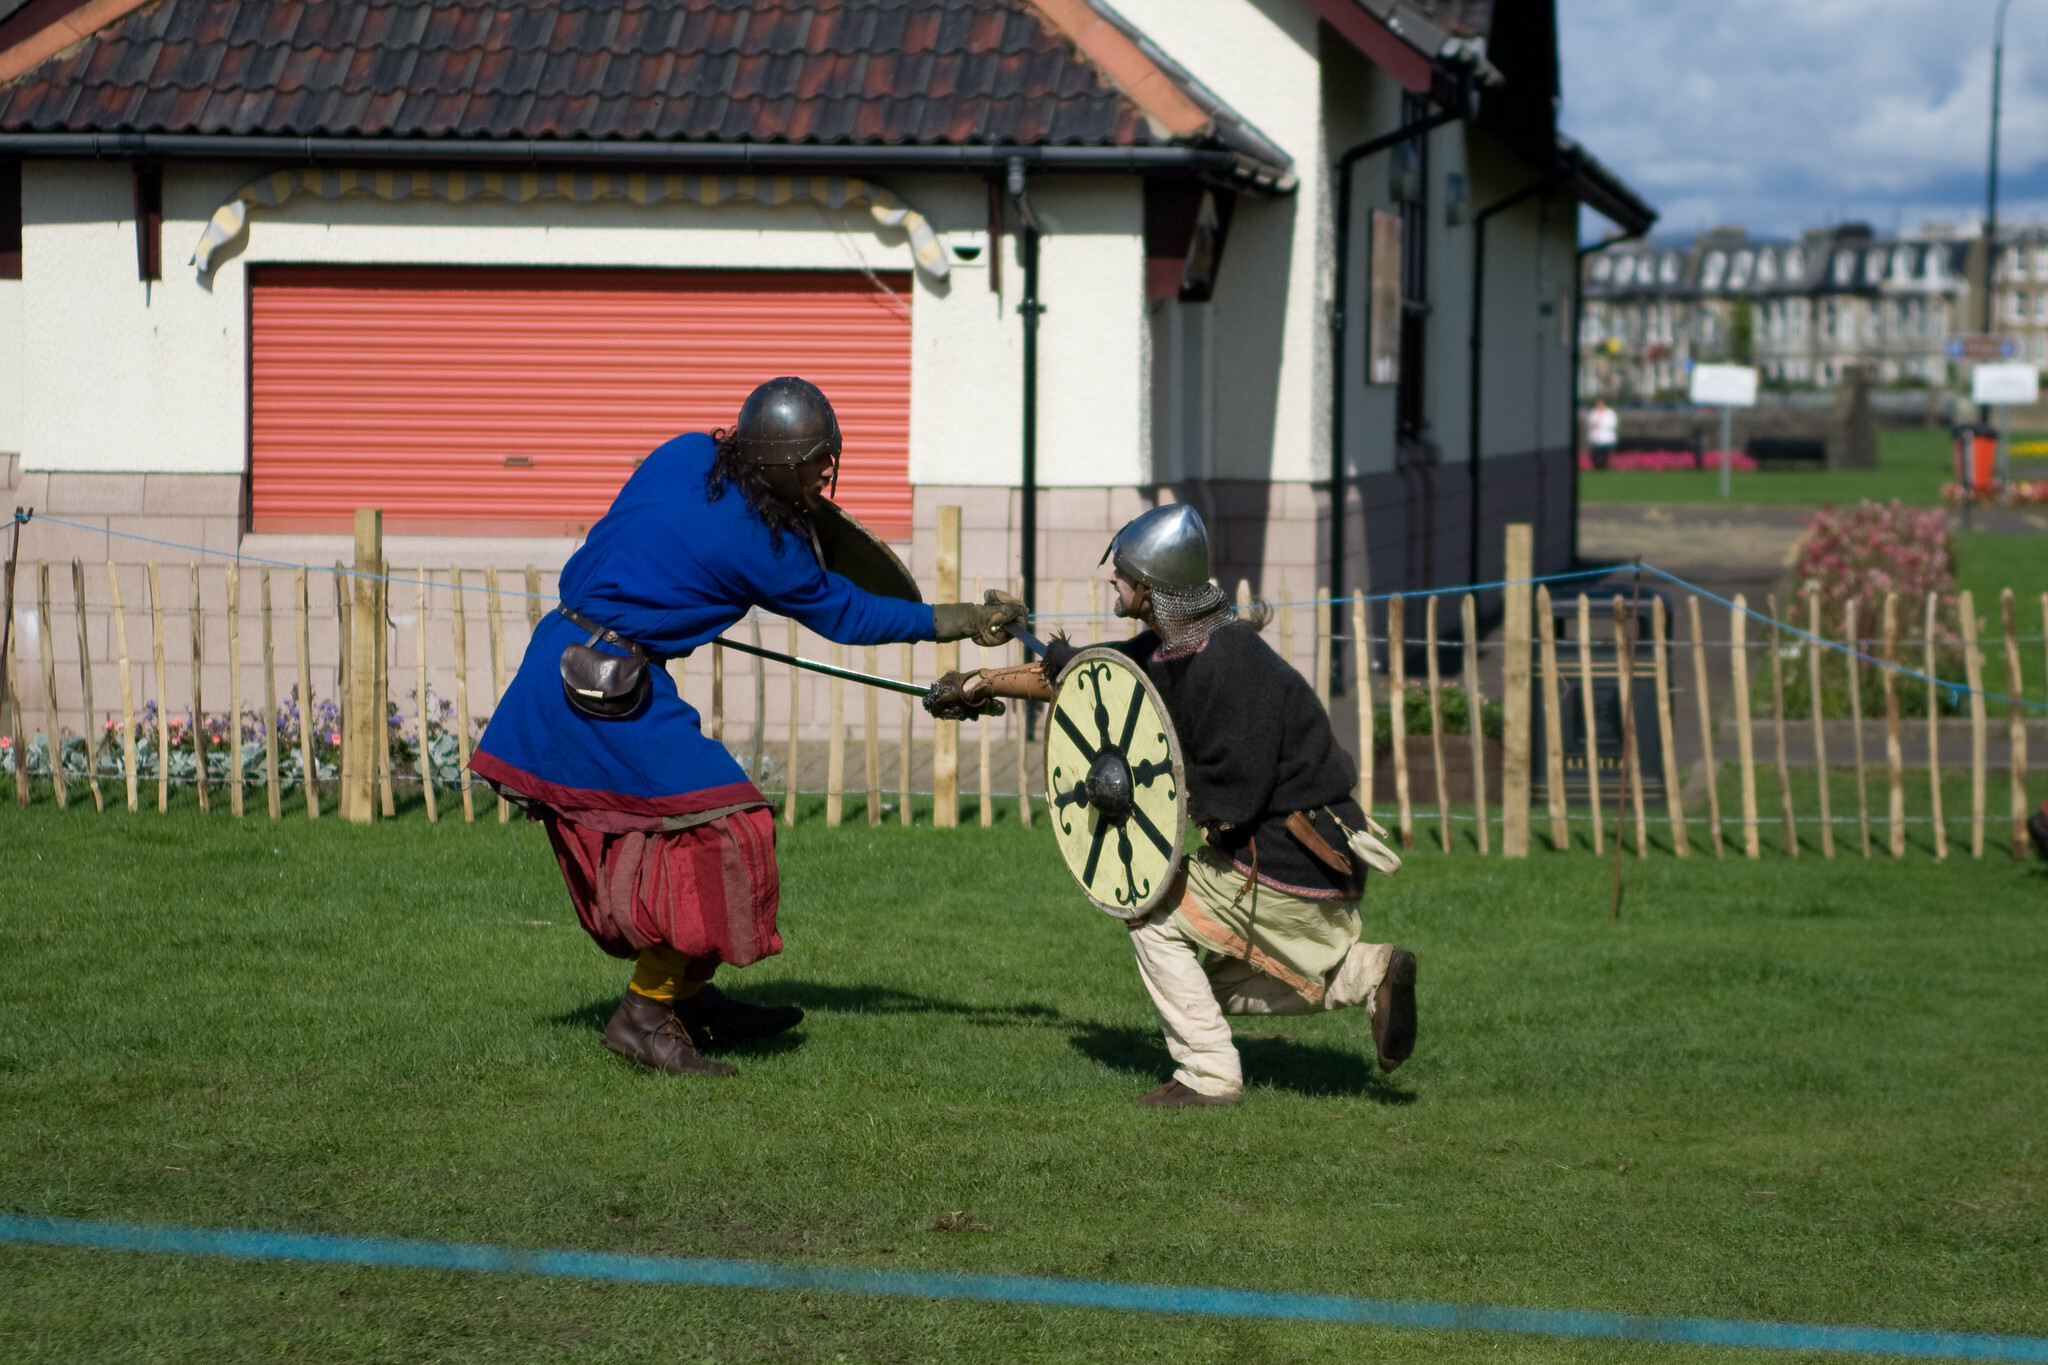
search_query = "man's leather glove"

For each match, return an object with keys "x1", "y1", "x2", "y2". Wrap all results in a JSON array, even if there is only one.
[
  {"x1": 1039, "y1": 632, "x2": 1078, "y2": 680},
  {"x1": 932, "y1": 589, "x2": 1027, "y2": 646},
  {"x1": 924, "y1": 671, "x2": 1006, "y2": 721}
]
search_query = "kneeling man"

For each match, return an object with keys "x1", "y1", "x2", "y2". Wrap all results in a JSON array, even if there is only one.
[{"x1": 928, "y1": 505, "x2": 1416, "y2": 1108}]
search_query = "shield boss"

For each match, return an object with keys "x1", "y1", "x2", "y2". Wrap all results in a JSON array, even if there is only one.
[{"x1": 1044, "y1": 648, "x2": 1187, "y2": 917}]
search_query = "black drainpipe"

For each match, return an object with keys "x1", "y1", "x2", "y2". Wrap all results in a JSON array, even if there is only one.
[
  {"x1": 1326, "y1": 106, "x2": 1460, "y2": 695},
  {"x1": 1466, "y1": 167, "x2": 1573, "y2": 594},
  {"x1": 1009, "y1": 157, "x2": 1044, "y2": 624}
]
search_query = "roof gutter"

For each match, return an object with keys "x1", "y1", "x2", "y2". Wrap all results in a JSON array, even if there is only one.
[{"x1": 0, "y1": 132, "x2": 1297, "y2": 193}]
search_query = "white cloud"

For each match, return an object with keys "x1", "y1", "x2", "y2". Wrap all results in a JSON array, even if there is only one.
[{"x1": 1558, "y1": 0, "x2": 2048, "y2": 239}]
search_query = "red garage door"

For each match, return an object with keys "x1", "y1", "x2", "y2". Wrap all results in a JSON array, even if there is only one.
[{"x1": 250, "y1": 265, "x2": 914, "y2": 538}]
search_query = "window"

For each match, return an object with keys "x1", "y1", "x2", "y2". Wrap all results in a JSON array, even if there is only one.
[
  {"x1": 1833, "y1": 253, "x2": 1855, "y2": 286},
  {"x1": 1786, "y1": 248, "x2": 1805, "y2": 280},
  {"x1": 1702, "y1": 252, "x2": 1727, "y2": 289},
  {"x1": 1893, "y1": 248, "x2": 1912, "y2": 281},
  {"x1": 2037, "y1": 334, "x2": 2048, "y2": 363},
  {"x1": 1615, "y1": 256, "x2": 1636, "y2": 286},
  {"x1": 1591, "y1": 255, "x2": 1611, "y2": 283},
  {"x1": 2036, "y1": 292, "x2": 2048, "y2": 322},
  {"x1": 1756, "y1": 251, "x2": 1777, "y2": 285},
  {"x1": 1730, "y1": 251, "x2": 1754, "y2": 288},
  {"x1": 1661, "y1": 254, "x2": 1680, "y2": 284},
  {"x1": 2007, "y1": 246, "x2": 2024, "y2": 280},
  {"x1": 2011, "y1": 291, "x2": 2027, "y2": 322}
]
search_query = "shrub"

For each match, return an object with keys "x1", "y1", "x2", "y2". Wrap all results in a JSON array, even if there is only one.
[
  {"x1": 1371, "y1": 681, "x2": 1502, "y2": 751},
  {"x1": 1777, "y1": 501, "x2": 1964, "y2": 719}
]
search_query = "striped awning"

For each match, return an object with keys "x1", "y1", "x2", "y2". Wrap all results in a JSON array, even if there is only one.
[{"x1": 190, "y1": 168, "x2": 950, "y2": 280}]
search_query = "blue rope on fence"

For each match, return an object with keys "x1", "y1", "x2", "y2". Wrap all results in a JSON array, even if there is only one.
[
  {"x1": 10, "y1": 509, "x2": 2042, "y2": 711},
  {"x1": 4, "y1": 1215, "x2": 2046, "y2": 1360}
]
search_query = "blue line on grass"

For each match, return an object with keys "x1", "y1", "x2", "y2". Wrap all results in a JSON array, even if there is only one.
[{"x1": 4, "y1": 1215, "x2": 2046, "y2": 1360}]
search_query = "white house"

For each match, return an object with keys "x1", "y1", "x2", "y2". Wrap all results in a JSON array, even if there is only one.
[{"x1": 0, "y1": 0, "x2": 1651, "y2": 677}]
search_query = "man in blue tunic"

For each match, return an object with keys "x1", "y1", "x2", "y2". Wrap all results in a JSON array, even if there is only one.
[{"x1": 472, "y1": 378, "x2": 1021, "y2": 1077}]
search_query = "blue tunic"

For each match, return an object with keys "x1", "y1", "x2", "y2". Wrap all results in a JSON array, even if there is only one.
[{"x1": 470, "y1": 433, "x2": 934, "y2": 816}]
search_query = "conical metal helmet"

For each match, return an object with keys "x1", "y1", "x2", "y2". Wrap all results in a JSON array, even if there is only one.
[
  {"x1": 1101, "y1": 504, "x2": 1211, "y2": 592},
  {"x1": 730, "y1": 376, "x2": 842, "y2": 467}
]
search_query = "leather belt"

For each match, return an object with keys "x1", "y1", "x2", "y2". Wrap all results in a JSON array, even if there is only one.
[{"x1": 558, "y1": 606, "x2": 658, "y2": 659}]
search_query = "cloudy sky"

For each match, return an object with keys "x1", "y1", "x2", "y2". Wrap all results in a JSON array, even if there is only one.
[{"x1": 1556, "y1": 1, "x2": 2048, "y2": 244}]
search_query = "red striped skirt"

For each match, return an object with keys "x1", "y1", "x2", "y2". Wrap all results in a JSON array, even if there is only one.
[{"x1": 542, "y1": 808, "x2": 782, "y2": 967}]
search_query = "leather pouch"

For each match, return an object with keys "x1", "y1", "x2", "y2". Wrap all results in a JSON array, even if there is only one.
[{"x1": 558, "y1": 609, "x2": 651, "y2": 719}]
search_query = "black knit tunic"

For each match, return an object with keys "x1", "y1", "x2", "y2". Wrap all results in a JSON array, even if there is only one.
[{"x1": 1065, "y1": 622, "x2": 1367, "y2": 898}]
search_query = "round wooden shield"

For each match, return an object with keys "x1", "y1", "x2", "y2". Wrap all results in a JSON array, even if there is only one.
[
  {"x1": 811, "y1": 498, "x2": 921, "y2": 602},
  {"x1": 1044, "y1": 648, "x2": 1187, "y2": 918}
]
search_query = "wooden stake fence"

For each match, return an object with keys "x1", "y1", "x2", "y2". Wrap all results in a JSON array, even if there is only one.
[
  {"x1": 1925, "y1": 592, "x2": 1947, "y2": 861},
  {"x1": 1731, "y1": 594, "x2": 1759, "y2": 859},
  {"x1": 1425, "y1": 595, "x2": 1450, "y2": 853},
  {"x1": 1962, "y1": 591, "x2": 1987, "y2": 859},
  {"x1": 1652, "y1": 596, "x2": 1688, "y2": 856},
  {"x1": 11, "y1": 523, "x2": 2048, "y2": 869},
  {"x1": 1388, "y1": 594, "x2": 1412, "y2": 848},
  {"x1": 1845, "y1": 597, "x2": 1871, "y2": 859},
  {"x1": 1577, "y1": 593, "x2": 1603, "y2": 856},
  {"x1": 1806, "y1": 588, "x2": 1834, "y2": 859},
  {"x1": 37, "y1": 562, "x2": 64, "y2": 809},
  {"x1": 1883, "y1": 592, "x2": 1905, "y2": 859},
  {"x1": 1501, "y1": 523, "x2": 1532, "y2": 858},
  {"x1": 2005, "y1": 590, "x2": 2028, "y2": 858},
  {"x1": 1537, "y1": 585, "x2": 1569, "y2": 850},
  {"x1": 1688, "y1": 595, "x2": 1723, "y2": 857},
  {"x1": 1460, "y1": 592, "x2": 1489, "y2": 855},
  {"x1": 1766, "y1": 594, "x2": 1797, "y2": 859}
]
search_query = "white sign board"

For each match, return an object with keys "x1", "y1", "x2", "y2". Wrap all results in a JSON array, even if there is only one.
[
  {"x1": 1972, "y1": 362, "x2": 2040, "y2": 406},
  {"x1": 1689, "y1": 364, "x2": 1758, "y2": 408}
]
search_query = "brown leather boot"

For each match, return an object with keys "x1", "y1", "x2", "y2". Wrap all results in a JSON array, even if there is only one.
[
  {"x1": 1371, "y1": 948, "x2": 1418, "y2": 1072},
  {"x1": 603, "y1": 991, "x2": 737, "y2": 1077},
  {"x1": 1132, "y1": 1079, "x2": 1241, "y2": 1108}
]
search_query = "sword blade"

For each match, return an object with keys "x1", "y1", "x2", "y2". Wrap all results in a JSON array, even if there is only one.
[
  {"x1": 1008, "y1": 621, "x2": 1048, "y2": 657},
  {"x1": 713, "y1": 635, "x2": 929, "y2": 698}
]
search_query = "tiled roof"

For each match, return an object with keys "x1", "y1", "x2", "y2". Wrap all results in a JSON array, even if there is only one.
[{"x1": 0, "y1": 0, "x2": 1248, "y2": 151}]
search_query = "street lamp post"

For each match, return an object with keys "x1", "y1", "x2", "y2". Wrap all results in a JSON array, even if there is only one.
[{"x1": 1982, "y1": 0, "x2": 2014, "y2": 343}]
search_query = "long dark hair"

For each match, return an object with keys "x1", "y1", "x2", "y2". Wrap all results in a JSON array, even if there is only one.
[{"x1": 704, "y1": 428, "x2": 811, "y2": 552}]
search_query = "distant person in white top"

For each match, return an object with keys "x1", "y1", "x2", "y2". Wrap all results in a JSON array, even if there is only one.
[{"x1": 1586, "y1": 400, "x2": 1619, "y2": 469}]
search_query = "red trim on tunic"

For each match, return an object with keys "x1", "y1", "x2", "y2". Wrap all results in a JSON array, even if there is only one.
[
  {"x1": 469, "y1": 749, "x2": 762, "y2": 818},
  {"x1": 542, "y1": 807, "x2": 782, "y2": 967}
]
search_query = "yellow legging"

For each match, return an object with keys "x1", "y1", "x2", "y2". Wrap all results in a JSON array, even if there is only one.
[{"x1": 627, "y1": 945, "x2": 711, "y2": 1003}]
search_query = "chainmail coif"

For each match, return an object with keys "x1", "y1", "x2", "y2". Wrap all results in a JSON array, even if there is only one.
[{"x1": 1134, "y1": 580, "x2": 1236, "y2": 656}]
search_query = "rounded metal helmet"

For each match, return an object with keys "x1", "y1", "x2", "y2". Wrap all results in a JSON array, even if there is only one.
[
  {"x1": 730, "y1": 376, "x2": 842, "y2": 467},
  {"x1": 1101, "y1": 504, "x2": 1211, "y2": 591}
]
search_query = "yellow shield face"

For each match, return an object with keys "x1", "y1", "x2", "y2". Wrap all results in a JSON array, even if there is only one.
[{"x1": 1044, "y1": 648, "x2": 1186, "y2": 917}]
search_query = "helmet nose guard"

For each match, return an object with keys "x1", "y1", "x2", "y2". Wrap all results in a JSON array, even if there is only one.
[
  {"x1": 730, "y1": 376, "x2": 843, "y2": 467},
  {"x1": 1101, "y1": 504, "x2": 1212, "y2": 592}
]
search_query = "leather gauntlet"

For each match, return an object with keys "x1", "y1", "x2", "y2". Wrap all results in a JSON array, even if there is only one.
[{"x1": 924, "y1": 671, "x2": 1006, "y2": 721}]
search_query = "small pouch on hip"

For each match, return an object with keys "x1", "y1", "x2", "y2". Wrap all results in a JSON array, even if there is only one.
[
  {"x1": 1328, "y1": 808, "x2": 1402, "y2": 877},
  {"x1": 558, "y1": 610, "x2": 651, "y2": 719}
]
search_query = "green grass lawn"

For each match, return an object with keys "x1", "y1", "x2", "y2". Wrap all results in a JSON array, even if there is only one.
[
  {"x1": 1955, "y1": 531, "x2": 2048, "y2": 613},
  {"x1": 1580, "y1": 428, "x2": 1961, "y2": 506},
  {"x1": 3, "y1": 795, "x2": 2047, "y2": 1362}
]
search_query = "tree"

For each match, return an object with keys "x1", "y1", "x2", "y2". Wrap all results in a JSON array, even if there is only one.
[{"x1": 1730, "y1": 298, "x2": 1755, "y2": 364}]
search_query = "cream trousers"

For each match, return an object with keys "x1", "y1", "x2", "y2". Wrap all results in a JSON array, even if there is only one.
[{"x1": 1127, "y1": 906, "x2": 1393, "y2": 1100}]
